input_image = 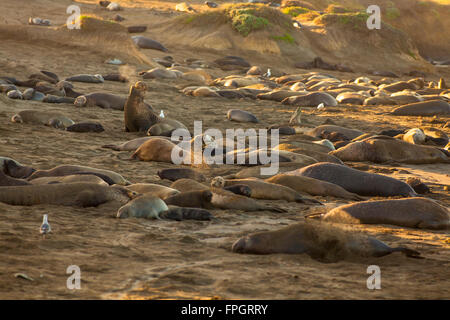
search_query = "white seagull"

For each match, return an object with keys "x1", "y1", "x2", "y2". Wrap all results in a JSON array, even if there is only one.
[
  {"x1": 263, "y1": 68, "x2": 271, "y2": 78},
  {"x1": 159, "y1": 110, "x2": 165, "y2": 118},
  {"x1": 40, "y1": 214, "x2": 51, "y2": 238},
  {"x1": 317, "y1": 103, "x2": 325, "y2": 111}
]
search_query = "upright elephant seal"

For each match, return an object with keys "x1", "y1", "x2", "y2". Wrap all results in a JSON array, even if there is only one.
[
  {"x1": 232, "y1": 222, "x2": 420, "y2": 262},
  {"x1": 330, "y1": 136, "x2": 449, "y2": 164},
  {"x1": 125, "y1": 183, "x2": 180, "y2": 199},
  {"x1": 319, "y1": 198, "x2": 449, "y2": 230},
  {"x1": 157, "y1": 168, "x2": 206, "y2": 182},
  {"x1": 287, "y1": 162, "x2": 417, "y2": 197},
  {"x1": 227, "y1": 109, "x2": 258, "y2": 123},
  {"x1": 266, "y1": 174, "x2": 363, "y2": 200},
  {"x1": 124, "y1": 81, "x2": 160, "y2": 132},
  {"x1": 0, "y1": 183, "x2": 137, "y2": 207},
  {"x1": 74, "y1": 93, "x2": 126, "y2": 110},
  {"x1": 390, "y1": 100, "x2": 450, "y2": 116}
]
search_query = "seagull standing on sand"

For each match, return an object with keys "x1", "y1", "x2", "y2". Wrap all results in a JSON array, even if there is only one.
[
  {"x1": 263, "y1": 68, "x2": 271, "y2": 78},
  {"x1": 40, "y1": 214, "x2": 51, "y2": 238},
  {"x1": 293, "y1": 20, "x2": 302, "y2": 29},
  {"x1": 317, "y1": 103, "x2": 325, "y2": 111},
  {"x1": 289, "y1": 107, "x2": 302, "y2": 125},
  {"x1": 159, "y1": 110, "x2": 165, "y2": 118}
]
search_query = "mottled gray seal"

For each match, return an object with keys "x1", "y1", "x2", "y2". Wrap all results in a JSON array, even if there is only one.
[
  {"x1": 232, "y1": 222, "x2": 420, "y2": 262},
  {"x1": 287, "y1": 162, "x2": 417, "y2": 197},
  {"x1": 319, "y1": 198, "x2": 449, "y2": 230}
]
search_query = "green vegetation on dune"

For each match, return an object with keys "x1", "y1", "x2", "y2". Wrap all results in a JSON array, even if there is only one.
[
  {"x1": 281, "y1": 6, "x2": 310, "y2": 17},
  {"x1": 231, "y1": 14, "x2": 269, "y2": 36},
  {"x1": 385, "y1": 7, "x2": 401, "y2": 20},
  {"x1": 314, "y1": 11, "x2": 370, "y2": 30},
  {"x1": 272, "y1": 32, "x2": 296, "y2": 44}
]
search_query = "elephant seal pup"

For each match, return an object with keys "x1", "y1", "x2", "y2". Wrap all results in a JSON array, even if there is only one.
[
  {"x1": 0, "y1": 183, "x2": 137, "y2": 207},
  {"x1": 209, "y1": 177, "x2": 286, "y2": 212},
  {"x1": 147, "y1": 119, "x2": 188, "y2": 136},
  {"x1": 29, "y1": 174, "x2": 108, "y2": 185},
  {"x1": 164, "y1": 190, "x2": 213, "y2": 209},
  {"x1": 223, "y1": 178, "x2": 321, "y2": 204},
  {"x1": 65, "y1": 74, "x2": 104, "y2": 83},
  {"x1": 131, "y1": 138, "x2": 179, "y2": 163},
  {"x1": 157, "y1": 168, "x2": 206, "y2": 182},
  {"x1": 102, "y1": 137, "x2": 171, "y2": 151},
  {"x1": 125, "y1": 183, "x2": 180, "y2": 200},
  {"x1": 66, "y1": 122, "x2": 105, "y2": 133},
  {"x1": 11, "y1": 110, "x2": 75, "y2": 128},
  {"x1": 0, "y1": 157, "x2": 35, "y2": 179},
  {"x1": 390, "y1": 100, "x2": 450, "y2": 116},
  {"x1": 320, "y1": 198, "x2": 449, "y2": 230},
  {"x1": 0, "y1": 170, "x2": 30, "y2": 186},
  {"x1": 124, "y1": 81, "x2": 160, "y2": 132},
  {"x1": 307, "y1": 125, "x2": 364, "y2": 140},
  {"x1": 227, "y1": 109, "x2": 258, "y2": 123},
  {"x1": 74, "y1": 93, "x2": 126, "y2": 110},
  {"x1": 288, "y1": 162, "x2": 417, "y2": 197},
  {"x1": 266, "y1": 174, "x2": 363, "y2": 201},
  {"x1": 27, "y1": 165, "x2": 131, "y2": 185},
  {"x1": 330, "y1": 136, "x2": 449, "y2": 164},
  {"x1": 232, "y1": 222, "x2": 420, "y2": 262}
]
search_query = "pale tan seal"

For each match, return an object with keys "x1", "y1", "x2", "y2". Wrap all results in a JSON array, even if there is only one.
[
  {"x1": 130, "y1": 138, "x2": 179, "y2": 163},
  {"x1": 11, "y1": 110, "x2": 74, "y2": 129},
  {"x1": 320, "y1": 198, "x2": 449, "y2": 230},
  {"x1": 29, "y1": 174, "x2": 108, "y2": 185},
  {"x1": 125, "y1": 183, "x2": 180, "y2": 199}
]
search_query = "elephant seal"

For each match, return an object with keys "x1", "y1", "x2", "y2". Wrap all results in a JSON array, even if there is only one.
[
  {"x1": 29, "y1": 174, "x2": 108, "y2": 186},
  {"x1": 402, "y1": 128, "x2": 426, "y2": 145},
  {"x1": 131, "y1": 138, "x2": 178, "y2": 163},
  {"x1": 170, "y1": 178, "x2": 209, "y2": 192},
  {"x1": 287, "y1": 162, "x2": 417, "y2": 197},
  {"x1": 232, "y1": 222, "x2": 420, "y2": 262},
  {"x1": 124, "y1": 81, "x2": 160, "y2": 132},
  {"x1": 390, "y1": 100, "x2": 450, "y2": 116},
  {"x1": 42, "y1": 95, "x2": 75, "y2": 104},
  {"x1": 147, "y1": 119, "x2": 188, "y2": 137},
  {"x1": 164, "y1": 190, "x2": 213, "y2": 208},
  {"x1": 159, "y1": 206, "x2": 213, "y2": 221},
  {"x1": 209, "y1": 177, "x2": 286, "y2": 212},
  {"x1": 320, "y1": 198, "x2": 449, "y2": 230},
  {"x1": 132, "y1": 36, "x2": 168, "y2": 52},
  {"x1": 66, "y1": 122, "x2": 105, "y2": 133},
  {"x1": 125, "y1": 183, "x2": 180, "y2": 199},
  {"x1": 65, "y1": 74, "x2": 104, "y2": 83},
  {"x1": 282, "y1": 92, "x2": 338, "y2": 107},
  {"x1": 223, "y1": 177, "x2": 321, "y2": 204},
  {"x1": 330, "y1": 136, "x2": 449, "y2": 164},
  {"x1": 307, "y1": 125, "x2": 364, "y2": 140},
  {"x1": 117, "y1": 195, "x2": 169, "y2": 219},
  {"x1": 266, "y1": 174, "x2": 363, "y2": 201},
  {"x1": 27, "y1": 165, "x2": 131, "y2": 185},
  {"x1": 11, "y1": 110, "x2": 75, "y2": 128},
  {"x1": 0, "y1": 183, "x2": 137, "y2": 207},
  {"x1": 227, "y1": 109, "x2": 258, "y2": 123},
  {"x1": 0, "y1": 170, "x2": 30, "y2": 186},
  {"x1": 102, "y1": 137, "x2": 171, "y2": 151},
  {"x1": 0, "y1": 157, "x2": 35, "y2": 179},
  {"x1": 157, "y1": 168, "x2": 206, "y2": 182},
  {"x1": 74, "y1": 93, "x2": 126, "y2": 110}
]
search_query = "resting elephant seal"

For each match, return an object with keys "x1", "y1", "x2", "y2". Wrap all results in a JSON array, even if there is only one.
[
  {"x1": 65, "y1": 74, "x2": 104, "y2": 83},
  {"x1": 74, "y1": 93, "x2": 126, "y2": 110},
  {"x1": 319, "y1": 198, "x2": 449, "y2": 230},
  {"x1": 288, "y1": 162, "x2": 417, "y2": 197},
  {"x1": 390, "y1": 100, "x2": 450, "y2": 116},
  {"x1": 147, "y1": 119, "x2": 188, "y2": 136},
  {"x1": 232, "y1": 222, "x2": 420, "y2": 262},
  {"x1": 0, "y1": 157, "x2": 35, "y2": 179},
  {"x1": 157, "y1": 168, "x2": 206, "y2": 182},
  {"x1": 330, "y1": 136, "x2": 449, "y2": 164},
  {"x1": 29, "y1": 174, "x2": 108, "y2": 186},
  {"x1": 0, "y1": 170, "x2": 30, "y2": 186},
  {"x1": 266, "y1": 174, "x2": 363, "y2": 201},
  {"x1": 307, "y1": 125, "x2": 364, "y2": 140},
  {"x1": 11, "y1": 110, "x2": 75, "y2": 128},
  {"x1": 66, "y1": 122, "x2": 105, "y2": 133},
  {"x1": 227, "y1": 109, "x2": 258, "y2": 123},
  {"x1": 222, "y1": 177, "x2": 321, "y2": 204},
  {"x1": 117, "y1": 195, "x2": 168, "y2": 219},
  {"x1": 282, "y1": 92, "x2": 338, "y2": 107},
  {"x1": 27, "y1": 165, "x2": 131, "y2": 185},
  {"x1": 125, "y1": 183, "x2": 180, "y2": 199},
  {"x1": 124, "y1": 81, "x2": 160, "y2": 132},
  {"x1": 102, "y1": 137, "x2": 171, "y2": 151},
  {"x1": 164, "y1": 190, "x2": 213, "y2": 208},
  {"x1": 131, "y1": 138, "x2": 178, "y2": 163},
  {"x1": 0, "y1": 183, "x2": 137, "y2": 207},
  {"x1": 132, "y1": 36, "x2": 168, "y2": 52}
]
